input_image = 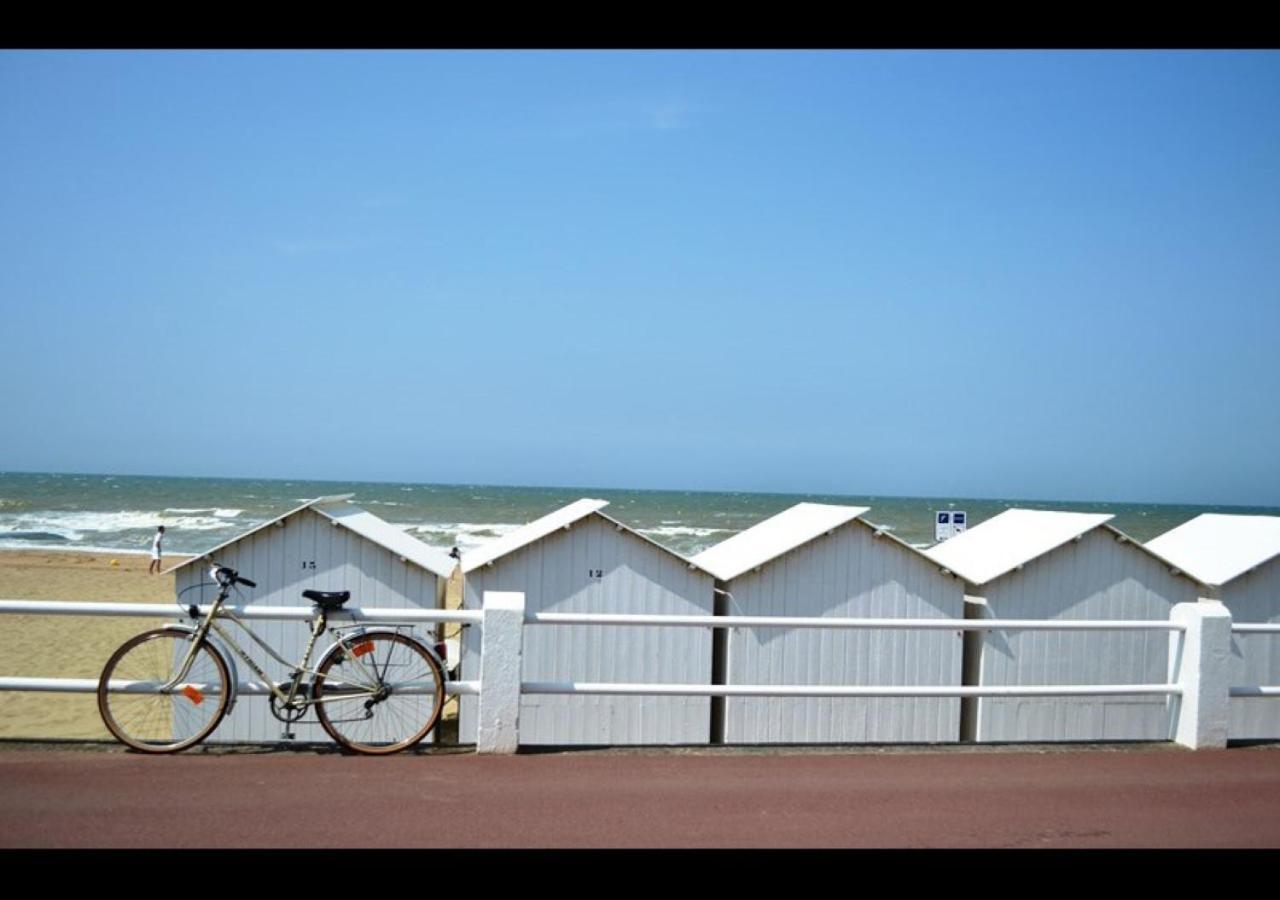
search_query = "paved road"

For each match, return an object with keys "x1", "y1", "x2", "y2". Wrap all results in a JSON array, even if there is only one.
[{"x1": 1, "y1": 743, "x2": 1277, "y2": 848}]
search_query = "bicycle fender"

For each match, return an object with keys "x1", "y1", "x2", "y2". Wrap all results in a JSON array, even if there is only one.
[
  {"x1": 319, "y1": 627, "x2": 449, "y2": 676},
  {"x1": 160, "y1": 624, "x2": 241, "y2": 714}
]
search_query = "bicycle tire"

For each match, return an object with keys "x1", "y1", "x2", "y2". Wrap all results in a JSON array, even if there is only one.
[
  {"x1": 313, "y1": 632, "x2": 444, "y2": 755},
  {"x1": 97, "y1": 629, "x2": 231, "y2": 753}
]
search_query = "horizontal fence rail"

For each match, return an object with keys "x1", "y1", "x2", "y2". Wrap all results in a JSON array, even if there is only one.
[
  {"x1": 526, "y1": 612, "x2": 1188, "y2": 632},
  {"x1": 522, "y1": 682, "x2": 1181, "y2": 698},
  {"x1": 0, "y1": 676, "x2": 479, "y2": 696},
  {"x1": 0, "y1": 600, "x2": 480, "y2": 699},
  {"x1": 524, "y1": 615, "x2": 1186, "y2": 700},
  {"x1": 1226, "y1": 624, "x2": 1280, "y2": 698},
  {"x1": 0, "y1": 599, "x2": 483, "y2": 625}
]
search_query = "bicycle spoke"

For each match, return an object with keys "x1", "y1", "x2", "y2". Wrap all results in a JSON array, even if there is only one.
[
  {"x1": 314, "y1": 691, "x2": 379, "y2": 706},
  {"x1": 99, "y1": 631, "x2": 229, "y2": 752},
  {"x1": 314, "y1": 633, "x2": 443, "y2": 754}
]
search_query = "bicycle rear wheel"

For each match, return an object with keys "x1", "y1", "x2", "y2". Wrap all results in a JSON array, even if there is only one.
[
  {"x1": 313, "y1": 632, "x2": 444, "y2": 754},
  {"x1": 97, "y1": 629, "x2": 231, "y2": 753}
]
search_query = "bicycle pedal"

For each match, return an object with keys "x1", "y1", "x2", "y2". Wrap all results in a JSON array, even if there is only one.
[{"x1": 280, "y1": 730, "x2": 296, "y2": 741}]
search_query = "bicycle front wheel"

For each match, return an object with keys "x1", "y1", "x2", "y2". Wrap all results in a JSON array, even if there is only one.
[
  {"x1": 313, "y1": 633, "x2": 444, "y2": 754},
  {"x1": 97, "y1": 629, "x2": 231, "y2": 753}
]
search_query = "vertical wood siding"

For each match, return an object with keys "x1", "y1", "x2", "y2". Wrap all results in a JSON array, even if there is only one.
[
  {"x1": 174, "y1": 509, "x2": 441, "y2": 744},
  {"x1": 974, "y1": 528, "x2": 1200, "y2": 742},
  {"x1": 723, "y1": 523, "x2": 965, "y2": 744},
  {"x1": 458, "y1": 515, "x2": 716, "y2": 745},
  {"x1": 1223, "y1": 559, "x2": 1280, "y2": 740}
]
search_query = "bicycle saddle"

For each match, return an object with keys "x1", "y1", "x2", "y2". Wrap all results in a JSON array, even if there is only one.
[{"x1": 302, "y1": 590, "x2": 350, "y2": 611}]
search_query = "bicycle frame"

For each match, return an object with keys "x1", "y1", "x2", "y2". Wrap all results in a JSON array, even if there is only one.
[{"x1": 165, "y1": 585, "x2": 422, "y2": 713}]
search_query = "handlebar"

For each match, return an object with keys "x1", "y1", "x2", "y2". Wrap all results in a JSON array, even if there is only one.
[{"x1": 209, "y1": 564, "x2": 256, "y2": 589}]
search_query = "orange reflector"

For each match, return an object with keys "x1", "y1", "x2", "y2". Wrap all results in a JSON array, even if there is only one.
[
  {"x1": 181, "y1": 685, "x2": 204, "y2": 705},
  {"x1": 352, "y1": 641, "x2": 375, "y2": 658}
]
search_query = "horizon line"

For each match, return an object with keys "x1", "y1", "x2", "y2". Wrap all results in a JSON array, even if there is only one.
[{"x1": 2, "y1": 468, "x2": 1277, "y2": 513}]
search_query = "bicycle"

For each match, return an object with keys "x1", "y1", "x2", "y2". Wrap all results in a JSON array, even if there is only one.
[{"x1": 97, "y1": 564, "x2": 447, "y2": 755}]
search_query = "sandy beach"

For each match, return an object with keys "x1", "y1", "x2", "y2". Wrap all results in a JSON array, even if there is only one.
[{"x1": 0, "y1": 549, "x2": 194, "y2": 739}]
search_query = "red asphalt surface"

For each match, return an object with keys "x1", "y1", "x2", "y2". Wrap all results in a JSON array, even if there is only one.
[{"x1": 0, "y1": 743, "x2": 1277, "y2": 848}]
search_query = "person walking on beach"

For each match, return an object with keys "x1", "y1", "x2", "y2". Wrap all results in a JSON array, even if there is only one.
[{"x1": 148, "y1": 526, "x2": 165, "y2": 575}]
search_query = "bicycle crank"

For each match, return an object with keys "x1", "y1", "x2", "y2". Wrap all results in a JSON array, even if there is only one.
[{"x1": 269, "y1": 680, "x2": 312, "y2": 723}]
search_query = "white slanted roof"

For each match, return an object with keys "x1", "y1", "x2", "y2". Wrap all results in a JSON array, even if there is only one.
[
  {"x1": 690, "y1": 502, "x2": 870, "y2": 582},
  {"x1": 924, "y1": 508, "x2": 1114, "y2": 587},
  {"x1": 312, "y1": 498, "x2": 456, "y2": 579},
  {"x1": 462, "y1": 498, "x2": 610, "y2": 573},
  {"x1": 165, "y1": 494, "x2": 455, "y2": 580},
  {"x1": 1146, "y1": 513, "x2": 1280, "y2": 587}
]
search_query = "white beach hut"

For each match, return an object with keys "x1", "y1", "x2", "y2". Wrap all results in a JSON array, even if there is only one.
[
  {"x1": 691, "y1": 503, "x2": 966, "y2": 744},
  {"x1": 1147, "y1": 514, "x2": 1280, "y2": 740},
  {"x1": 457, "y1": 498, "x2": 717, "y2": 746},
  {"x1": 166, "y1": 495, "x2": 456, "y2": 744},
  {"x1": 925, "y1": 509, "x2": 1204, "y2": 743}
]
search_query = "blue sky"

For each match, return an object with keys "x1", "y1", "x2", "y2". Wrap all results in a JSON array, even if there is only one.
[{"x1": 1, "y1": 50, "x2": 1277, "y2": 505}]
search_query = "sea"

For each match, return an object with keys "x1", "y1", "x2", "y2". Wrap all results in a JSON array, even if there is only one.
[{"x1": 1, "y1": 471, "x2": 1276, "y2": 560}]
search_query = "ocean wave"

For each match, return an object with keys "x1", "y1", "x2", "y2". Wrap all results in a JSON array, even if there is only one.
[
  {"x1": 639, "y1": 525, "x2": 733, "y2": 538},
  {"x1": 404, "y1": 521, "x2": 525, "y2": 534},
  {"x1": 0, "y1": 530, "x2": 73, "y2": 543},
  {"x1": 164, "y1": 507, "x2": 244, "y2": 518},
  {"x1": 401, "y1": 521, "x2": 525, "y2": 550},
  {"x1": 0, "y1": 521, "x2": 83, "y2": 541},
  {"x1": 0, "y1": 509, "x2": 243, "y2": 538}
]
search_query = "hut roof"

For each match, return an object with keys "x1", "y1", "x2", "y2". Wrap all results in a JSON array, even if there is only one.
[
  {"x1": 1146, "y1": 513, "x2": 1280, "y2": 587},
  {"x1": 923, "y1": 508, "x2": 1115, "y2": 586},
  {"x1": 461, "y1": 498, "x2": 712, "y2": 576},
  {"x1": 690, "y1": 502, "x2": 870, "y2": 582},
  {"x1": 461, "y1": 498, "x2": 609, "y2": 572},
  {"x1": 163, "y1": 495, "x2": 456, "y2": 579}
]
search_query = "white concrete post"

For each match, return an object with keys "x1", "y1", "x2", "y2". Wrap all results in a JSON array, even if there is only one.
[
  {"x1": 1169, "y1": 600, "x2": 1233, "y2": 750},
  {"x1": 476, "y1": 591, "x2": 525, "y2": 754}
]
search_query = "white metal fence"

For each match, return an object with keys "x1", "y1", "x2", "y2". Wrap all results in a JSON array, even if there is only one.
[
  {"x1": 0, "y1": 600, "x2": 480, "y2": 698},
  {"x1": 521, "y1": 611, "x2": 1186, "y2": 697},
  {"x1": 1230, "y1": 622, "x2": 1280, "y2": 699},
  {"x1": 473, "y1": 596, "x2": 1265, "y2": 752},
  {"x1": 1, "y1": 596, "x2": 1275, "y2": 751}
]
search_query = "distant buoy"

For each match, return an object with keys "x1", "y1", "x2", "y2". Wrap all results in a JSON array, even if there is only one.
[{"x1": 110, "y1": 559, "x2": 120, "y2": 568}]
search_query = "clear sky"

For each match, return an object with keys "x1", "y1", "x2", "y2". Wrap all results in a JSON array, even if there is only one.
[{"x1": 1, "y1": 50, "x2": 1277, "y2": 505}]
